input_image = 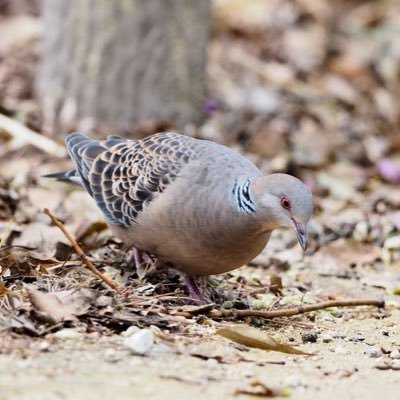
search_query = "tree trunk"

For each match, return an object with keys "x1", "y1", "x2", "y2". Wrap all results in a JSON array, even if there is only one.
[{"x1": 37, "y1": 0, "x2": 211, "y2": 135}]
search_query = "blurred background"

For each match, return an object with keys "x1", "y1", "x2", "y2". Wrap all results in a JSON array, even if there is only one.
[
  {"x1": 0, "y1": 1, "x2": 400, "y2": 184},
  {"x1": 1, "y1": 2, "x2": 400, "y2": 396}
]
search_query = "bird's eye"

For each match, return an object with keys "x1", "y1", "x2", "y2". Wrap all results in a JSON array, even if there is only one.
[{"x1": 280, "y1": 196, "x2": 291, "y2": 210}]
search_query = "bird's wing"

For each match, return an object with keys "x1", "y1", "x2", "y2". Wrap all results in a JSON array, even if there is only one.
[{"x1": 66, "y1": 132, "x2": 198, "y2": 226}]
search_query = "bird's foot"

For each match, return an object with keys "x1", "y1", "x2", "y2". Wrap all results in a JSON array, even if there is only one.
[
  {"x1": 183, "y1": 275, "x2": 211, "y2": 304},
  {"x1": 127, "y1": 247, "x2": 158, "y2": 279}
]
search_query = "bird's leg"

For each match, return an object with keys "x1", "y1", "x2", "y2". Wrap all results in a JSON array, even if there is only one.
[
  {"x1": 131, "y1": 247, "x2": 143, "y2": 267},
  {"x1": 183, "y1": 274, "x2": 210, "y2": 304},
  {"x1": 127, "y1": 247, "x2": 158, "y2": 279}
]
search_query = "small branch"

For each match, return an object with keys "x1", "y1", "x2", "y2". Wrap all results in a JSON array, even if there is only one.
[
  {"x1": 0, "y1": 218, "x2": 13, "y2": 248},
  {"x1": 168, "y1": 299, "x2": 384, "y2": 320},
  {"x1": 0, "y1": 113, "x2": 66, "y2": 157},
  {"x1": 43, "y1": 208, "x2": 123, "y2": 294}
]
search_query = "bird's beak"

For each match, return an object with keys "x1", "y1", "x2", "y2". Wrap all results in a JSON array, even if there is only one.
[{"x1": 292, "y1": 219, "x2": 308, "y2": 251}]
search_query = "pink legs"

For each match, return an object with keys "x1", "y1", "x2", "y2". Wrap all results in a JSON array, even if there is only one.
[
  {"x1": 128, "y1": 249, "x2": 209, "y2": 303},
  {"x1": 128, "y1": 247, "x2": 157, "y2": 279},
  {"x1": 183, "y1": 275, "x2": 209, "y2": 304}
]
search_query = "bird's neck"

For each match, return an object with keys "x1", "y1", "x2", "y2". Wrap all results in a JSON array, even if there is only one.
[{"x1": 232, "y1": 179, "x2": 257, "y2": 215}]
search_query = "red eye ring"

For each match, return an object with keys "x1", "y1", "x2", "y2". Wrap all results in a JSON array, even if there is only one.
[{"x1": 280, "y1": 196, "x2": 291, "y2": 210}]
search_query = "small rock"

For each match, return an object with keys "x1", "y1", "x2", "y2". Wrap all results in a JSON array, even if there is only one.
[
  {"x1": 321, "y1": 334, "x2": 333, "y2": 343},
  {"x1": 38, "y1": 341, "x2": 51, "y2": 351},
  {"x1": 328, "y1": 331, "x2": 346, "y2": 339},
  {"x1": 393, "y1": 360, "x2": 400, "y2": 370},
  {"x1": 104, "y1": 348, "x2": 121, "y2": 363},
  {"x1": 302, "y1": 332, "x2": 318, "y2": 343},
  {"x1": 123, "y1": 329, "x2": 154, "y2": 355},
  {"x1": 375, "y1": 362, "x2": 391, "y2": 370},
  {"x1": 353, "y1": 221, "x2": 369, "y2": 242},
  {"x1": 221, "y1": 301, "x2": 234, "y2": 309},
  {"x1": 384, "y1": 235, "x2": 400, "y2": 250},
  {"x1": 365, "y1": 347, "x2": 382, "y2": 358},
  {"x1": 53, "y1": 328, "x2": 83, "y2": 340},
  {"x1": 390, "y1": 350, "x2": 400, "y2": 359}
]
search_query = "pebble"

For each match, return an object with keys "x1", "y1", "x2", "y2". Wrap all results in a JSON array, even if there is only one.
[
  {"x1": 104, "y1": 348, "x2": 121, "y2": 363},
  {"x1": 365, "y1": 347, "x2": 382, "y2": 358},
  {"x1": 353, "y1": 221, "x2": 369, "y2": 242},
  {"x1": 384, "y1": 235, "x2": 400, "y2": 249},
  {"x1": 393, "y1": 360, "x2": 400, "y2": 370},
  {"x1": 321, "y1": 334, "x2": 333, "y2": 343},
  {"x1": 53, "y1": 328, "x2": 83, "y2": 340},
  {"x1": 327, "y1": 331, "x2": 346, "y2": 339},
  {"x1": 351, "y1": 335, "x2": 365, "y2": 342},
  {"x1": 302, "y1": 332, "x2": 318, "y2": 343},
  {"x1": 38, "y1": 341, "x2": 51, "y2": 351},
  {"x1": 123, "y1": 329, "x2": 154, "y2": 355},
  {"x1": 376, "y1": 360, "x2": 400, "y2": 371},
  {"x1": 220, "y1": 301, "x2": 234, "y2": 309},
  {"x1": 390, "y1": 350, "x2": 400, "y2": 359}
]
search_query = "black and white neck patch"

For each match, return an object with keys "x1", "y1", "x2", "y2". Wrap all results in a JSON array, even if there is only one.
[{"x1": 232, "y1": 179, "x2": 256, "y2": 214}]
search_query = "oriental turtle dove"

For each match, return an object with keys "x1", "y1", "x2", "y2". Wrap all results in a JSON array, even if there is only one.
[{"x1": 46, "y1": 132, "x2": 313, "y2": 300}]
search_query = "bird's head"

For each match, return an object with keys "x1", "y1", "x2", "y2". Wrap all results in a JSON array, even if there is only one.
[{"x1": 251, "y1": 173, "x2": 313, "y2": 251}]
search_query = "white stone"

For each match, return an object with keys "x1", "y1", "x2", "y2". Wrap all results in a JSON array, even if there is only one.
[
  {"x1": 365, "y1": 347, "x2": 382, "y2": 358},
  {"x1": 53, "y1": 328, "x2": 83, "y2": 340},
  {"x1": 384, "y1": 236, "x2": 400, "y2": 249},
  {"x1": 123, "y1": 329, "x2": 154, "y2": 355}
]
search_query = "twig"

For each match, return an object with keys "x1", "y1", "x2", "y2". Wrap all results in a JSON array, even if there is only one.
[
  {"x1": 167, "y1": 299, "x2": 384, "y2": 320},
  {"x1": 0, "y1": 218, "x2": 13, "y2": 248},
  {"x1": 43, "y1": 208, "x2": 123, "y2": 294},
  {"x1": 0, "y1": 113, "x2": 66, "y2": 157}
]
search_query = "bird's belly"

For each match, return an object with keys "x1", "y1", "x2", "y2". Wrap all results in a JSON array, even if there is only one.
[{"x1": 111, "y1": 223, "x2": 270, "y2": 276}]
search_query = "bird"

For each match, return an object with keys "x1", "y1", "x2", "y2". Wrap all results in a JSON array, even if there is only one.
[{"x1": 45, "y1": 132, "x2": 313, "y2": 301}]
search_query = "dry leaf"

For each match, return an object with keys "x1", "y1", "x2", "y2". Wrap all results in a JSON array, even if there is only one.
[
  {"x1": 25, "y1": 286, "x2": 84, "y2": 324},
  {"x1": 12, "y1": 222, "x2": 69, "y2": 254},
  {"x1": 26, "y1": 286, "x2": 77, "y2": 323},
  {"x1": 217, "y1": 325, "x2": 311, "y2": 355},
  {"x1": 0, "y1": 247, "x2": 61, "y2": 277},
  {"x1": 0, "y1": 281, "x2": 17, "y2": 297}
]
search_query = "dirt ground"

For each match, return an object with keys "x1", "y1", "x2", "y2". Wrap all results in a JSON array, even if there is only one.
[
  {"x1": 1, "y1": 270, "x2": 399, "y2": 400},
  {"x1": 1, "y1": 312, "x2": 399, "y2": 400}
]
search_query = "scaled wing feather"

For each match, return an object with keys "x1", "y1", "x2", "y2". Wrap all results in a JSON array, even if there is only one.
[{"x1": 66, "y1": 132, "x2": 197, "y2": 226}]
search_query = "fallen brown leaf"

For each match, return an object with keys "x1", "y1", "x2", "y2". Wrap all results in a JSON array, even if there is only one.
[
  {"x1": 0, "y1": 281, "x2": 17, "y2": 297},
  {"x1": 25, "y1": 285, "x2": 93, "y2": 324},
  {"x1": 217, "y1": 325, "x2": 311, "y2": 355}
]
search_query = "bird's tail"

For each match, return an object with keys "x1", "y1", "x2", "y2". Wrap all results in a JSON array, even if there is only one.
[{"x1": 42, "y1": 169, "x2": 82, "y2": 186}]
